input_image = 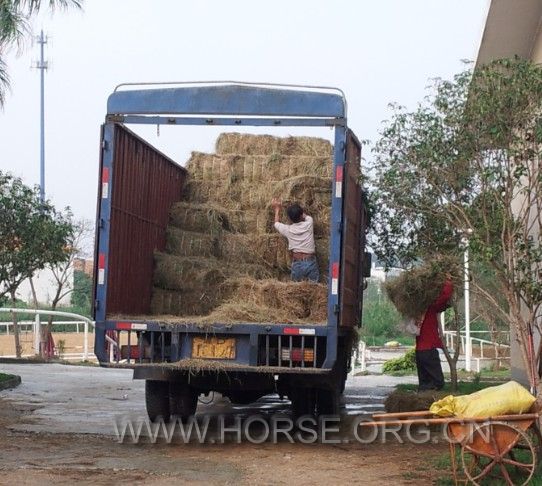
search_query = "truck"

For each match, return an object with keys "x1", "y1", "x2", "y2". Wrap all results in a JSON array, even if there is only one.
[{"x1": 93, "y1": 82, "x2": 369, "y2": 419}]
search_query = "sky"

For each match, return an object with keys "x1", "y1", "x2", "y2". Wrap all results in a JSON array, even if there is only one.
[{"x1": 0, "y1": 0, "x2": 490, "y2": 221}]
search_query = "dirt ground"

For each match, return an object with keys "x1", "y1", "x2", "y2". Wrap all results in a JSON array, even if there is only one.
[
  {"x1": 0, "y1": 331, "x2": 95, "y2": 357},
  {"x1": 0, "y1": 399, "x2": 448, "y2": 485}
]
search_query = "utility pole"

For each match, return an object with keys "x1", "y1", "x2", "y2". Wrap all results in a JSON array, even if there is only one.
[
  {"x1": 35, "y1": 30, "x2": 48, "y2": 203},
  {"x1": 461, "y1": 229, "x2": 473, "y2": 372}
]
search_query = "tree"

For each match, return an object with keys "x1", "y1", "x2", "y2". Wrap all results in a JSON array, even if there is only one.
[
  {"x1": 0, "y1": 171, "x2": 73, "y2": 356},
  {"x1": 371, "y1": 58, "x2": 542, "y2": 396},
  {"x1": 0, "y1": 0, "x2": 82, "y2": 106},
  {"x1": 40, "y1": 218, "x2": 92, "y2": 357}
]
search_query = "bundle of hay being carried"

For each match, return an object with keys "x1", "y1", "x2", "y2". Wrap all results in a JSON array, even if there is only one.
[{"x1": 384, "y1": 257, "x2": 460, "y2": 319}]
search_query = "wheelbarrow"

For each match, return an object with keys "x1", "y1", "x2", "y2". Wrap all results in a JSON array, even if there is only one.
[{"x1": 360, "y1": 407, "x2": 542, "y2": 485}]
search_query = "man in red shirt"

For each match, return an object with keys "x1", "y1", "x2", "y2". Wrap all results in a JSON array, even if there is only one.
[{"x1": 415, "y1": 279, "x2": 454, "y2": 391}]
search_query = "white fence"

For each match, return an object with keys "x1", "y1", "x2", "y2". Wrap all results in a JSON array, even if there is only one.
[{"x1": 0, "y1": 308, "x2": 96, "y2": 362}]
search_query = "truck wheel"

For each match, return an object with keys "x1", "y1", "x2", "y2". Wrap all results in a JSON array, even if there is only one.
[
  {"x1": 227, "y1": 390, "x2": 264, "y2": 405},
  {"x1": 289, "y1": 388, "x2": 316, "y2": 418},
  {"x1": 169, "y1": 383, "x2": 198, "y2": 421},
  {"x1": 316, "y1": 387, "x2": 341, "y2": 416},
  {"x1": 145, "y1": 380, "x2": 170, "y2": 422}
]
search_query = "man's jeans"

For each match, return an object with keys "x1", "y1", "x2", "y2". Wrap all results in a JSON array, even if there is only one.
[{"x1": 291, "y1": 258, "x2": 320, "y2": 282}]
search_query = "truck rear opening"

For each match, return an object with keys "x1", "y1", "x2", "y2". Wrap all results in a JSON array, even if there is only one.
[{"x1": 93, "y1": 83, "x2": 368, "y2": 417}]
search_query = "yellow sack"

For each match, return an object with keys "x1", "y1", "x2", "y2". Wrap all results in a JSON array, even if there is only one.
[{"x1": 430, "y1": 381, "x2": 535, "y2": 418}]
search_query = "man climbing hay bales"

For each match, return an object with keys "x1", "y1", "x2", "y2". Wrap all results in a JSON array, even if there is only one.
[{"x1": 271, "y1": 197, "x2": 319, "y2": 283}]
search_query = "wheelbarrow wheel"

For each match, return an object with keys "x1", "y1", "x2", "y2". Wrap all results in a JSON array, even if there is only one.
[{"x1": 461, "y1": 421, "x2": 536, "y2": 486}]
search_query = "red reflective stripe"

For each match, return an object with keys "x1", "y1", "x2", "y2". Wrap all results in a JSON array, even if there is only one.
[
  {"x1": 98, "y1": 253, "x2": 105, "y2": 269},
  {"x1": 117, "y1": 322, "x2": 131, "y2": 330},
  {"x1": 335, "y1": 165, "x2": 343, "y2": 182},
  {"x1": 283, "y1": 328, "x2": 300, "y2": 335},
  {"x1": 332, "y1": 262, "x2": 339, "y2": 279},
  {"x1": 102, "y1": 167, "x2": 110, "y2": 183}
]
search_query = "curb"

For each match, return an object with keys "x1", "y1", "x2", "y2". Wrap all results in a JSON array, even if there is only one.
[
  {"x1": 0, "y1": 357, "x2": 47, "y2": 365},
  {"x1": 0, "y1": 374, "x2": 21, "y2": 391}
]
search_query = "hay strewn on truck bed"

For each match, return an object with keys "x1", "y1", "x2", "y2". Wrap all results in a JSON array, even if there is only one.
[{"x1": 147, "y1": 132, "x2": 333, "y2": 324}]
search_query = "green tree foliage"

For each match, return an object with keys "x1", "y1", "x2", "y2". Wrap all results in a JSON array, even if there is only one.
[
  {"x1": 0, "y1": 0, "x2": 82, "y2": 105},
  {"x1": 72, "y1": 269, "x2": 91, "y2": 312},
  {"x1": 371, "y1": 58, "x2": 542, "y2": 394},
  {"x1": 0, "y1": 171, "x2": 73, "y2": 355}
]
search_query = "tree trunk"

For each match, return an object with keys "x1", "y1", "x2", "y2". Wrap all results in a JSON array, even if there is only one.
[
  {"x1": 10, "y1": 291, "x2": 21, "y2": 358},
  {"x1": 28, "y1": 277, "x2": 39, "y2": 309},
  {"x1": 439, "y1": 305, "x2": 461, "y2": 392}
]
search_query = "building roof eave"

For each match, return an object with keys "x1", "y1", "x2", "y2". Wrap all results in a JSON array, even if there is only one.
[{"x1": 476, "y1": 0, "x2": 542, "y2": 67}]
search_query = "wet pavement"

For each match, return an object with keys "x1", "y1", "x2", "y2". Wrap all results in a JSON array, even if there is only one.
[{"x1": 0, "y1": 363, "x2": 417, "y2": 436}]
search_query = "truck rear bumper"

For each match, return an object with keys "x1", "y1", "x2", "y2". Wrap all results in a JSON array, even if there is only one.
[{"x1": 95, "y1": 319, "x2": 341, "y2": 371}]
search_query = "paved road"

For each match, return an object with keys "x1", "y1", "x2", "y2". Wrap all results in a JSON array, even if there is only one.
[{"x1": 0, "y1": 363, "x2": 417, "y2": 436}]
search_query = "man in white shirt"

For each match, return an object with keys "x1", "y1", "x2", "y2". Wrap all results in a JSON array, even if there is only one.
[{"x1": 271, "y1": 198, "x2": 319, "y2": 282}]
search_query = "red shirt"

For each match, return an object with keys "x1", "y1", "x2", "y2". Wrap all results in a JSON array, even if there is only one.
[{"x1": 416, "y1": 280, "x2": 454, "y2": 351}]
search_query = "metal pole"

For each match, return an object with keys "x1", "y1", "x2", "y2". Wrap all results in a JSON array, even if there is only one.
[
  {"x1": 36, "y1": 30, "x2": 48, "y2": 203},
  {"x1": 33, "y1": 313, "x2": 41, "y2": 354},
  {"x1": 464, "y1": 237, "x2": 472, "y2": 372},
  {"x1": 83, "y1": 321, "x2": 88, "y2": 361}
]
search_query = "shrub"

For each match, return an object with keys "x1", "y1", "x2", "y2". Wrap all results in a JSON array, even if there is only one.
[{"x1": 382, "y1": 348, "x2": 417, "y2": 374}]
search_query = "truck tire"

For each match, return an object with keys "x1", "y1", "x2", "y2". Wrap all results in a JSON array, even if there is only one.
[
  {"x1": 169, "y1": 383, "x2": 198, "y2": 420},
  {"x1": 227, "y1": 390, "x2": 264, "y2": 405},
  {"x1": 145, "y1": 380, "x2": 170, "y2": 422},
  {"x1": 316, "y1": 387, "x2": 341, "y2": 416},
  {"x1": 289, "y1": 388, "x2": 316, "y2": 418}
]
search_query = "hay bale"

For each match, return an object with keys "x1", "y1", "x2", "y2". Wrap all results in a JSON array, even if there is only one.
[
  {"x1": 238, "y1": 175, "x2": 332, "y2": 210},
  {"x1": 216, "y1": 133, "x2": 332, "y2": 157},
  {"x1": 153, "y1": 253, "x2": 227, "y2": 292},
  {"x1": 220, "y1": 233, "x2": 289, "y2": 270},
  {"x1": 150, "y1": 287, "x2": 219, "y2": 316},
  {"x1": 211, "y1": 278, "x2": 328, "y2": 323},
  {"x1": 165, "y1": 227, "x2": 218, "y2": 258},
  {"x1": 385, "y1": 258, "x2": 459, "y2": 319},
  {"x1": 185, "y1": 152, "x2": 243, "y2": 182},
  {"x1": 222, "y1": 208, "x2": 273, "y2": 234},
  {"x1": 229, "y1": 263, "x2": 277, "y2": 280},
  {"x1": 202, "y1": 302, "x2": 294, "y2": 324},
  {"x1": 169, "y1": 202, "x2": 226, "y2": 234},
  {"x1": 315, "y1": 238, "x2": 329, "y2": 279},
  {"x1": 237, "y1": 154, "x2": 332, "y2": 182},
  {"x1": 184, "y1": 175, "x2": 331, "y2": 213}
]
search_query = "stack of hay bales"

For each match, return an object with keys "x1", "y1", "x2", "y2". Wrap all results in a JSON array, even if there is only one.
[{"x1": 150, "y1": 133, "x2": 333, "y2": 323}]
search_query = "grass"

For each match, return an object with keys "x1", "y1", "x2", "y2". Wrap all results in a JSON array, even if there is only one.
[
  {"x1": 0, "y1": 372, "x2": 15, "y2": 382},
  {"x1": 450, "y1": 368, "x2": 511, "y2": 381},
  {"x1": 386, "y1": 381, "x2": 500, "y2": 414},
  {"x1": 396, "y1": 380, "x2": 496, "y2": 395},
  {"x1": 433, "y1": 442, "x2": 542, "y2": 485}
]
